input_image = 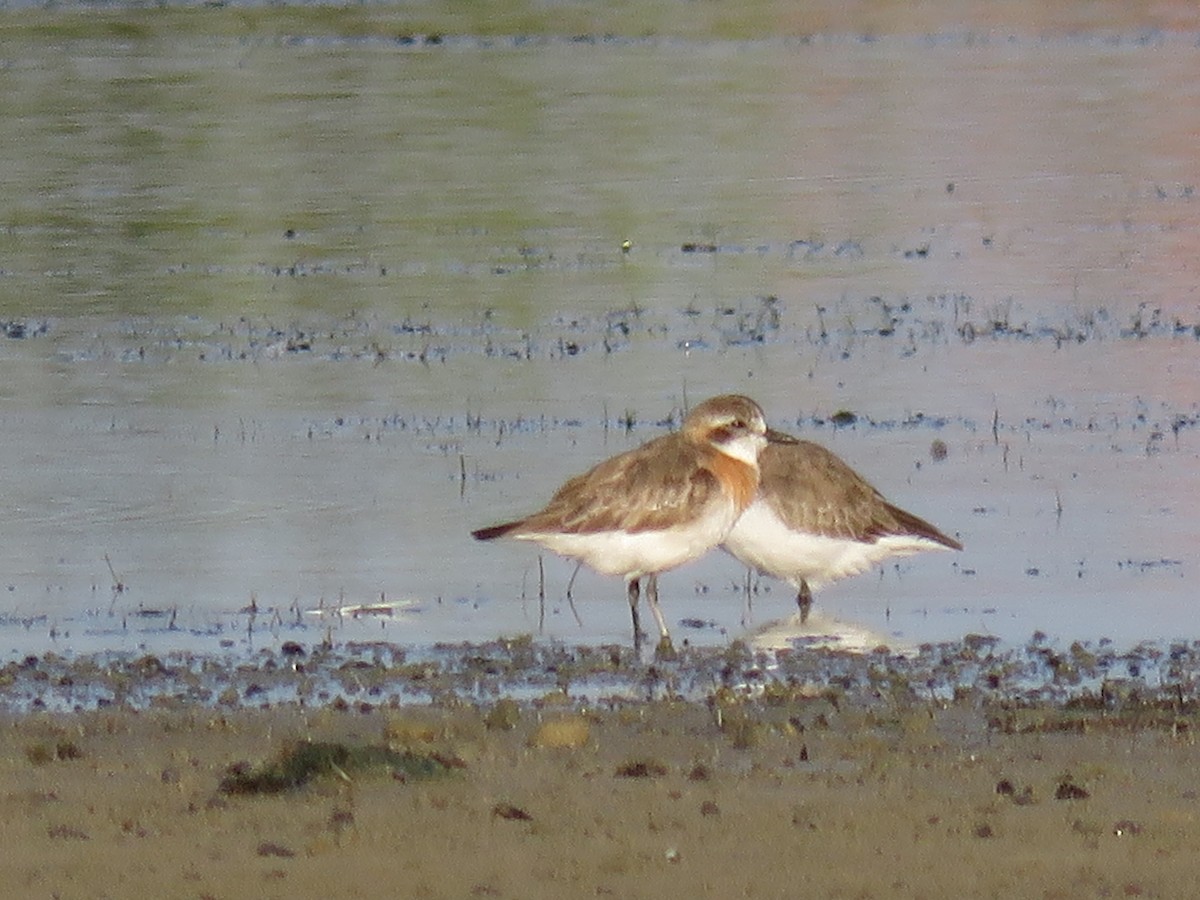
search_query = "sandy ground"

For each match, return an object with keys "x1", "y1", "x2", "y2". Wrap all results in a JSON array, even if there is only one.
[{"x1": 2, "y1": 684, "x2": 1197, "y2": 899}]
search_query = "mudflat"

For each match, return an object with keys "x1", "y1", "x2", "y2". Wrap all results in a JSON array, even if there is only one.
[{"x1": 2, "y1": 663, "x2": 1196, "y2": 899}]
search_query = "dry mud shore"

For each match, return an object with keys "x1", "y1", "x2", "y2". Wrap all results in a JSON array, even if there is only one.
[{"x1": 1, "y1": 640, "x2": 1198, "y2": 899}]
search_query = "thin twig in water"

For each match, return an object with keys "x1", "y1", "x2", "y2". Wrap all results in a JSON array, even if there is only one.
[
  {"x1": 741, "y1": 568, "x2": 753, "y2": 627},
  {"x1": 104, "y1": 554, "x2": 125, "y2": 594},
  {"x1": 537, "y1": 556, "x2": 546, "y2": 633},
  {"x1": 246, "y1": 593, "x2": 258, "y2": 641},
  {"x1": 105, "y1": 554, "x2": 125, "y2": 615}
]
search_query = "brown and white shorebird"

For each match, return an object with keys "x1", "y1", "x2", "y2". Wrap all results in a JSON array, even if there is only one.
[
  {"x1": 723, "y1": 430, "x2": 962, "y2": 622},
  {"x1": 472, "y1": 394, "x2": 769, "y2": 650}
]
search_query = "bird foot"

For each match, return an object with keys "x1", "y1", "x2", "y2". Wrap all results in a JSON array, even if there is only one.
[
  {"x1": 798, "y1": 581, "x2": 814, "y2": 625},
  {"x1": 653, "y1": 636, "x2": 678, "y2": 662}
]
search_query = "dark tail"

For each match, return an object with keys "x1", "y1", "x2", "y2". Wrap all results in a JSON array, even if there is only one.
[
  {"x1": 884, "y1": 503, "x2": 963, "y2": 551},
  {"x1": 471, "y1": 521, "x2": 522, "y2": 542}
]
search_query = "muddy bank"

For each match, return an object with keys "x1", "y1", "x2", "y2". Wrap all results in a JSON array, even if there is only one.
[
  {"x1": 3, "y1": 640, "x2": 1200, "y2": 895},
  {"x1": 2, "y1": 671, "x2": 1198, "y2": 898},
  {"x1": 5, "y1": 635, "x2": 1200, "y2": 713},
  {"x1": 2, "y1": 0, "x2": 1199, "y2": 655}
]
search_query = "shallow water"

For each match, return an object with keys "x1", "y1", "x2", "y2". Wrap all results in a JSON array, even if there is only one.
[{"x1": 0, "y1": 2, "x2": 1197, "y2": 661}]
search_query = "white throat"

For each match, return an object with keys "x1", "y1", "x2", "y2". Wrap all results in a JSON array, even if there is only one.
[{"x1": 716, "y1": 431, "x2": 767, "y2": 467}]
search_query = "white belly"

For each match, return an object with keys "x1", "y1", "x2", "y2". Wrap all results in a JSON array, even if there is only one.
[
  {"x1": 515, "y1": 499, "x2": 739, "y2": 579},
  {"x1": 724, "y1": 500, "x2": 947, "y2": 590}
]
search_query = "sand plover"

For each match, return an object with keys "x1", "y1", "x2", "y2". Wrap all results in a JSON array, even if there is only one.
[
  {"x1": 724, "y1": 430, "x2": 961, "y2": 622},
  {"x1": 472, "y1": 394, "x2": 769, "y2": 650}
]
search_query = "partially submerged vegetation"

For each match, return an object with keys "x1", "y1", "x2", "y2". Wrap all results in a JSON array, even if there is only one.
[{"x1": 218, "y1": 739, "x2": 464, "y2": 795}]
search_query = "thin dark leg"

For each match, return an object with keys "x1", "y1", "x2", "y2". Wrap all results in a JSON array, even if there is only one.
[
  {"x1": 798, "y1": 579, "x2": 813, "y2": 624},
  {"x1": 627, "y1": 578, "x2": 643, "y2": 648},
  {"x1": 565, "y1": 561, "x2": 583, "y2": 627}
]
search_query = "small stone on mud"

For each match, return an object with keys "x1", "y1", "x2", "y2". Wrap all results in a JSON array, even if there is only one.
[
  {"x1": 47, "y1": 824, "x2": 89, "y2": 841},
  {"x1": 615, "y1": 758, "x2": 668, "y2": 778},
  {"x1": 256, "y1": 841, "x2": 295, "y2": 858},
  {"x1": 26, "y1": 741, "x2": 83, "y2": 765},
  {"x1": 1055, "y1": 778, "x2": 1090, "y2": 801},
  {"x1": 384, "y1": 716, "x2": 440, "y2": 747},
  {"x1": 722, "y1": 716, "x2": 761, "y2": 750},
  {"x1": 484, "y1": 698, "x2": 521, "y2": 731},
  {"x1": 528, "y1": 716, "x2": 590, "y2": 749},
  {"x1": 492, "y1": 803, "x2": 532, "y2": 821}
]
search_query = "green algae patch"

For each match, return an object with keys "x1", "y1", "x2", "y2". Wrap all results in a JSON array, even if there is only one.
[{"x1": 219, "y1": 740, "x2": 461, "y2": 795}]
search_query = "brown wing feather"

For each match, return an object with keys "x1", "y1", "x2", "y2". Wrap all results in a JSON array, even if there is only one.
[
  {"x1": 761, "y1": 438, "x2": 960, "y2": 548},
  {"x1": 499, "y1": 433, "x2": 725, "y2": 536}
]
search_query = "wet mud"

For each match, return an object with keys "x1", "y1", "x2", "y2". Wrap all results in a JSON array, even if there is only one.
[
  {"x1": 2, "y1": 0, "x2": 1199, "y2": 654},
  {"x1": 3, "y1": 638, "x2": 1200, "y2": 898}
]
